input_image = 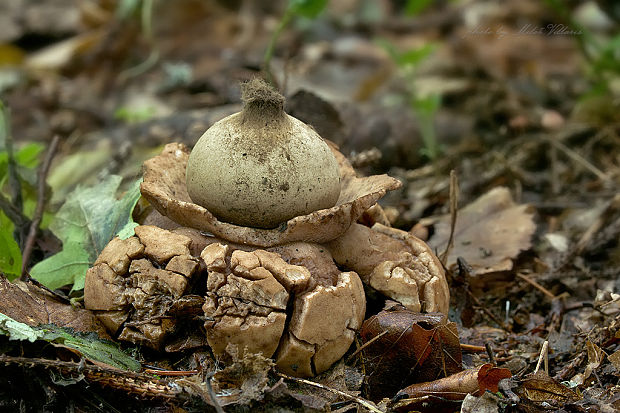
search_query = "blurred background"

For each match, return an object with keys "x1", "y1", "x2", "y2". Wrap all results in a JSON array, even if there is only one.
[{"x1": 0, "y1": 2, "x2": 619, "y2": 410}]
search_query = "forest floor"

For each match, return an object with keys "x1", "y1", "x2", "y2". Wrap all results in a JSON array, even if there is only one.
[{"x1": 0, "y1": 1, "x2": 619, "y2": 412}]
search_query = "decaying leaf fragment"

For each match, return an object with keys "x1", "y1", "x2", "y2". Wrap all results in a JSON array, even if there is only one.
[
  {"x1": 514, "y1": 370, "x2": 580, "y2": 407},
  {"x1": 360, "y1": 308, "x2": 462, "y2": 400},
  {"x1": 392, "y1": 364, "x2": 512, "y2": 412},
  {"x1": 428, "y1": 186, "x2": 536, "y2": 275},
  {"x1": 515, "y1": 371, "x2": 580, "y2": 406},
  {"x1": 0, "y1": 275, "x2": 108, "y2": 337},
  {"x1": 571, "y1": 340, "x2": 605, "y2": 386},
  {"x1": 84, "y1": 225, "x2": 201, "y2": 349}
]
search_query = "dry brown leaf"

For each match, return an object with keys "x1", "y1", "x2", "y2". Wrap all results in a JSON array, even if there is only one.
[
  {"x1": 572, "y1": 340, "x2": 606, "y2": 385},
  {"x1": 608, "y1": 349, "x2": 620, "y2": 370},
  {"x1": 360, "y1": 308, "x2": 462, "y2": 401},
  {"x1": 428, "y1": 187, "x2": 535, "y2": 275},
  {"x1": 460, "y1": 392, "x2": 501, "y2": 413},
  {"x1": 516, "y1": 371, "x2": 580, "y2": 405},
  {"x1": 0, "y1": 276, "x2": 108, "y2": 338},
  {"x1": 392, "y1": 364, "x2": 511, "y2": 412}
]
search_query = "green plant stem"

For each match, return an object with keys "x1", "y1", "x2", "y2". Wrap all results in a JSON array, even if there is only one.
[
  {"x1": 263, "y1": 8, "x2": 295, "y2": 87},
  {"x1": 0, "y1": 193, "x2": 27, "y2": 228},
  {"x1": 419, "y1": 114, "x2": 439, "y2": 161},
  {"x1": 118, "y1": 0, "x2": 159, "y2": 82},
  {"x1": 21, "y1": 135, "x2": 60, "y2": 280},
  {"x1": 0, "y1": 104, "x2": 22, "y2": 212}
]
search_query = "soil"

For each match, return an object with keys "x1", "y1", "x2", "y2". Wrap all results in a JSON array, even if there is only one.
[{"x1": 0, "y1": 0, "x2": 618, "y2": 412}]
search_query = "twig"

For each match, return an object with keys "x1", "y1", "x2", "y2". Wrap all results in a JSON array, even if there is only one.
[
  {"x1": 143, "y1": 369, "x2": 199, "y2": 377},
  {"x1": 459, "y1": 343, "x2": 486, "y2": 353},
  {"x1": 1, "y1": 105, "x2": 23, "y2": 213},
  {"x1": 465, "y1": 288, "x2": 511, "y2": 331},
  {"x1": 440, "y1": 170, "x2": 458, "y2": 266},
  {"x1": 0, "y1": 355, "x2": 184, "y2": 401},
  {"x1": 205, "y1": 372, "x2": 225, "y2": 413},
  {"x1": 485, "y1": 342, "x2": 496, "y2": 366},
  {"x1": 0, "y1": 193, "x2": 28, "y2": 228},
  {"x1": 346, "y1": 330, "x2": 388, "y2": 363},
  {"x1": 533, "y1": 340, "x2": 549, "y2": 375},
  {"x1": 21, "y1": 135, "x2": 60, "y2": 279},
  {"x1": 547, "y1": 138, "x2": 609, "y2": 182},
  {"x1": 277, "y1": 372, "x2": 383, "y2": 413},
  {"x1": 515, "y1": 273, "x2": 556, "y2": 300}
]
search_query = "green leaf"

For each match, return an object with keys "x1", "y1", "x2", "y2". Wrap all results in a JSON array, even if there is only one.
[
  {"x1": 41, "y1": 326, "x2": 141, "y2": 371},
  {"x1": 29, "y1": 243, "x2": 91, "y2": 291},
  {"x1": 376, "y1": 39, "x2": 435, "y2": 69},
  {"x1": 0, "y1": 313, "x2": 140, "y2": 371},
  {"x1": 289, "y1": 0, "x2": 328, "y2": 18},
  {"x1": 0, "y1": 313, "x2": 43, "y2": 342},
  {"x1": 396, "y1": 43, "x2": 435, "y2": 67},
  {"x1": 412, "y1": 93, "x2": 441, "y2": 116},
  {"x1": 30, "y1": 176, "x2": 142, "y2": 291},
  {"x1": 15, "y1": 143, "x2": 44, "y2": 168},
  {"x1": 0, "y1": 211, "x2": 21, "y2": 280},
  {"x1": 47, "y1": 145, "x2": 113, "y2": 205},
  {"x1": 405, "y1": 0, "x2": 433, "y2": 16}
]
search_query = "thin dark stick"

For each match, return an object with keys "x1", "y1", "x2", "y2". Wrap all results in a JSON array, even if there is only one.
[
  {"x1": 465, "y1": 288, "x2": 511, "y2": 331},
  {"x1": 3, "y1": 109, "x2": 23, "y2": 212},
  {"x1": 276, "y1": 372, "x2": 382, "y2": 413},
  {"x1": 0, "y1": 194, "x2": 27, "y2": 227},
  {"x1": 20, "y1": 135, "x2": 60, "y2": 280},
  {"x1": 346, "y1": 330, "x2": 388, "y2": 363},
  {"x1": 205, "y1": 372, "x2": 225, "y2": 413},
  {"x1": 485, "y1": 342, "x2": 496, "y2": 366},
  {"x1": 459, "y1": 343, "x2": 486, "y2": 353},
  {"x1": 440, "y1": 170, "x2": 458, "y2": 265}
]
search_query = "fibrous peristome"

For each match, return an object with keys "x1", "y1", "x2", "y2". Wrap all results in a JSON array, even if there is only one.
[{"x1": 186, "y1": 79, "x2": 341, "y2": 229}]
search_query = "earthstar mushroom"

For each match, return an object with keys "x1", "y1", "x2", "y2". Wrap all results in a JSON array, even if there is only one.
[{"x1": 85, "y1": 79, "x2": 450, "y2": 377}]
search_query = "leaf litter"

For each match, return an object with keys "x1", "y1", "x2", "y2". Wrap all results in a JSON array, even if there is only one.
[{"x1": 0, "y1": 0, "x2": 619, "y2": 411}]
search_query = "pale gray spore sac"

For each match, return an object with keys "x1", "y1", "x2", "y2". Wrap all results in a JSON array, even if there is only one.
[{"x1": 186, "y1": 79, "x2": 341, "y2": 229}]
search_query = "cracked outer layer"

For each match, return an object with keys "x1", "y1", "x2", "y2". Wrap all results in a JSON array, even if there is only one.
[
  {"x1": 201, "y1": 242, "x2": 365, "y2": 377},
  {"x1": 326, "y1": 223, "x2": 450, "y2": 314},
  {"x1": 84, "y1": 225, "x2": 201, "y2": 349},
  {"x1": 139, "y1": 141, "x2": 449, "y2": 317}
]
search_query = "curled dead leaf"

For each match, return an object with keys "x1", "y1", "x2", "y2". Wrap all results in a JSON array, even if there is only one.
[
  {"x1": 392, "y1": 364, "x2": 512, "y2": 412},
  {"x1": 360, "y1": 308, "x2": 462, "y2": 400},
  {"x1": 516, "y1": 370, "x2": 580, "y2": 405},
  {"x1": 0, "y1": 276, "x2": 108, "y2": 338}
]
